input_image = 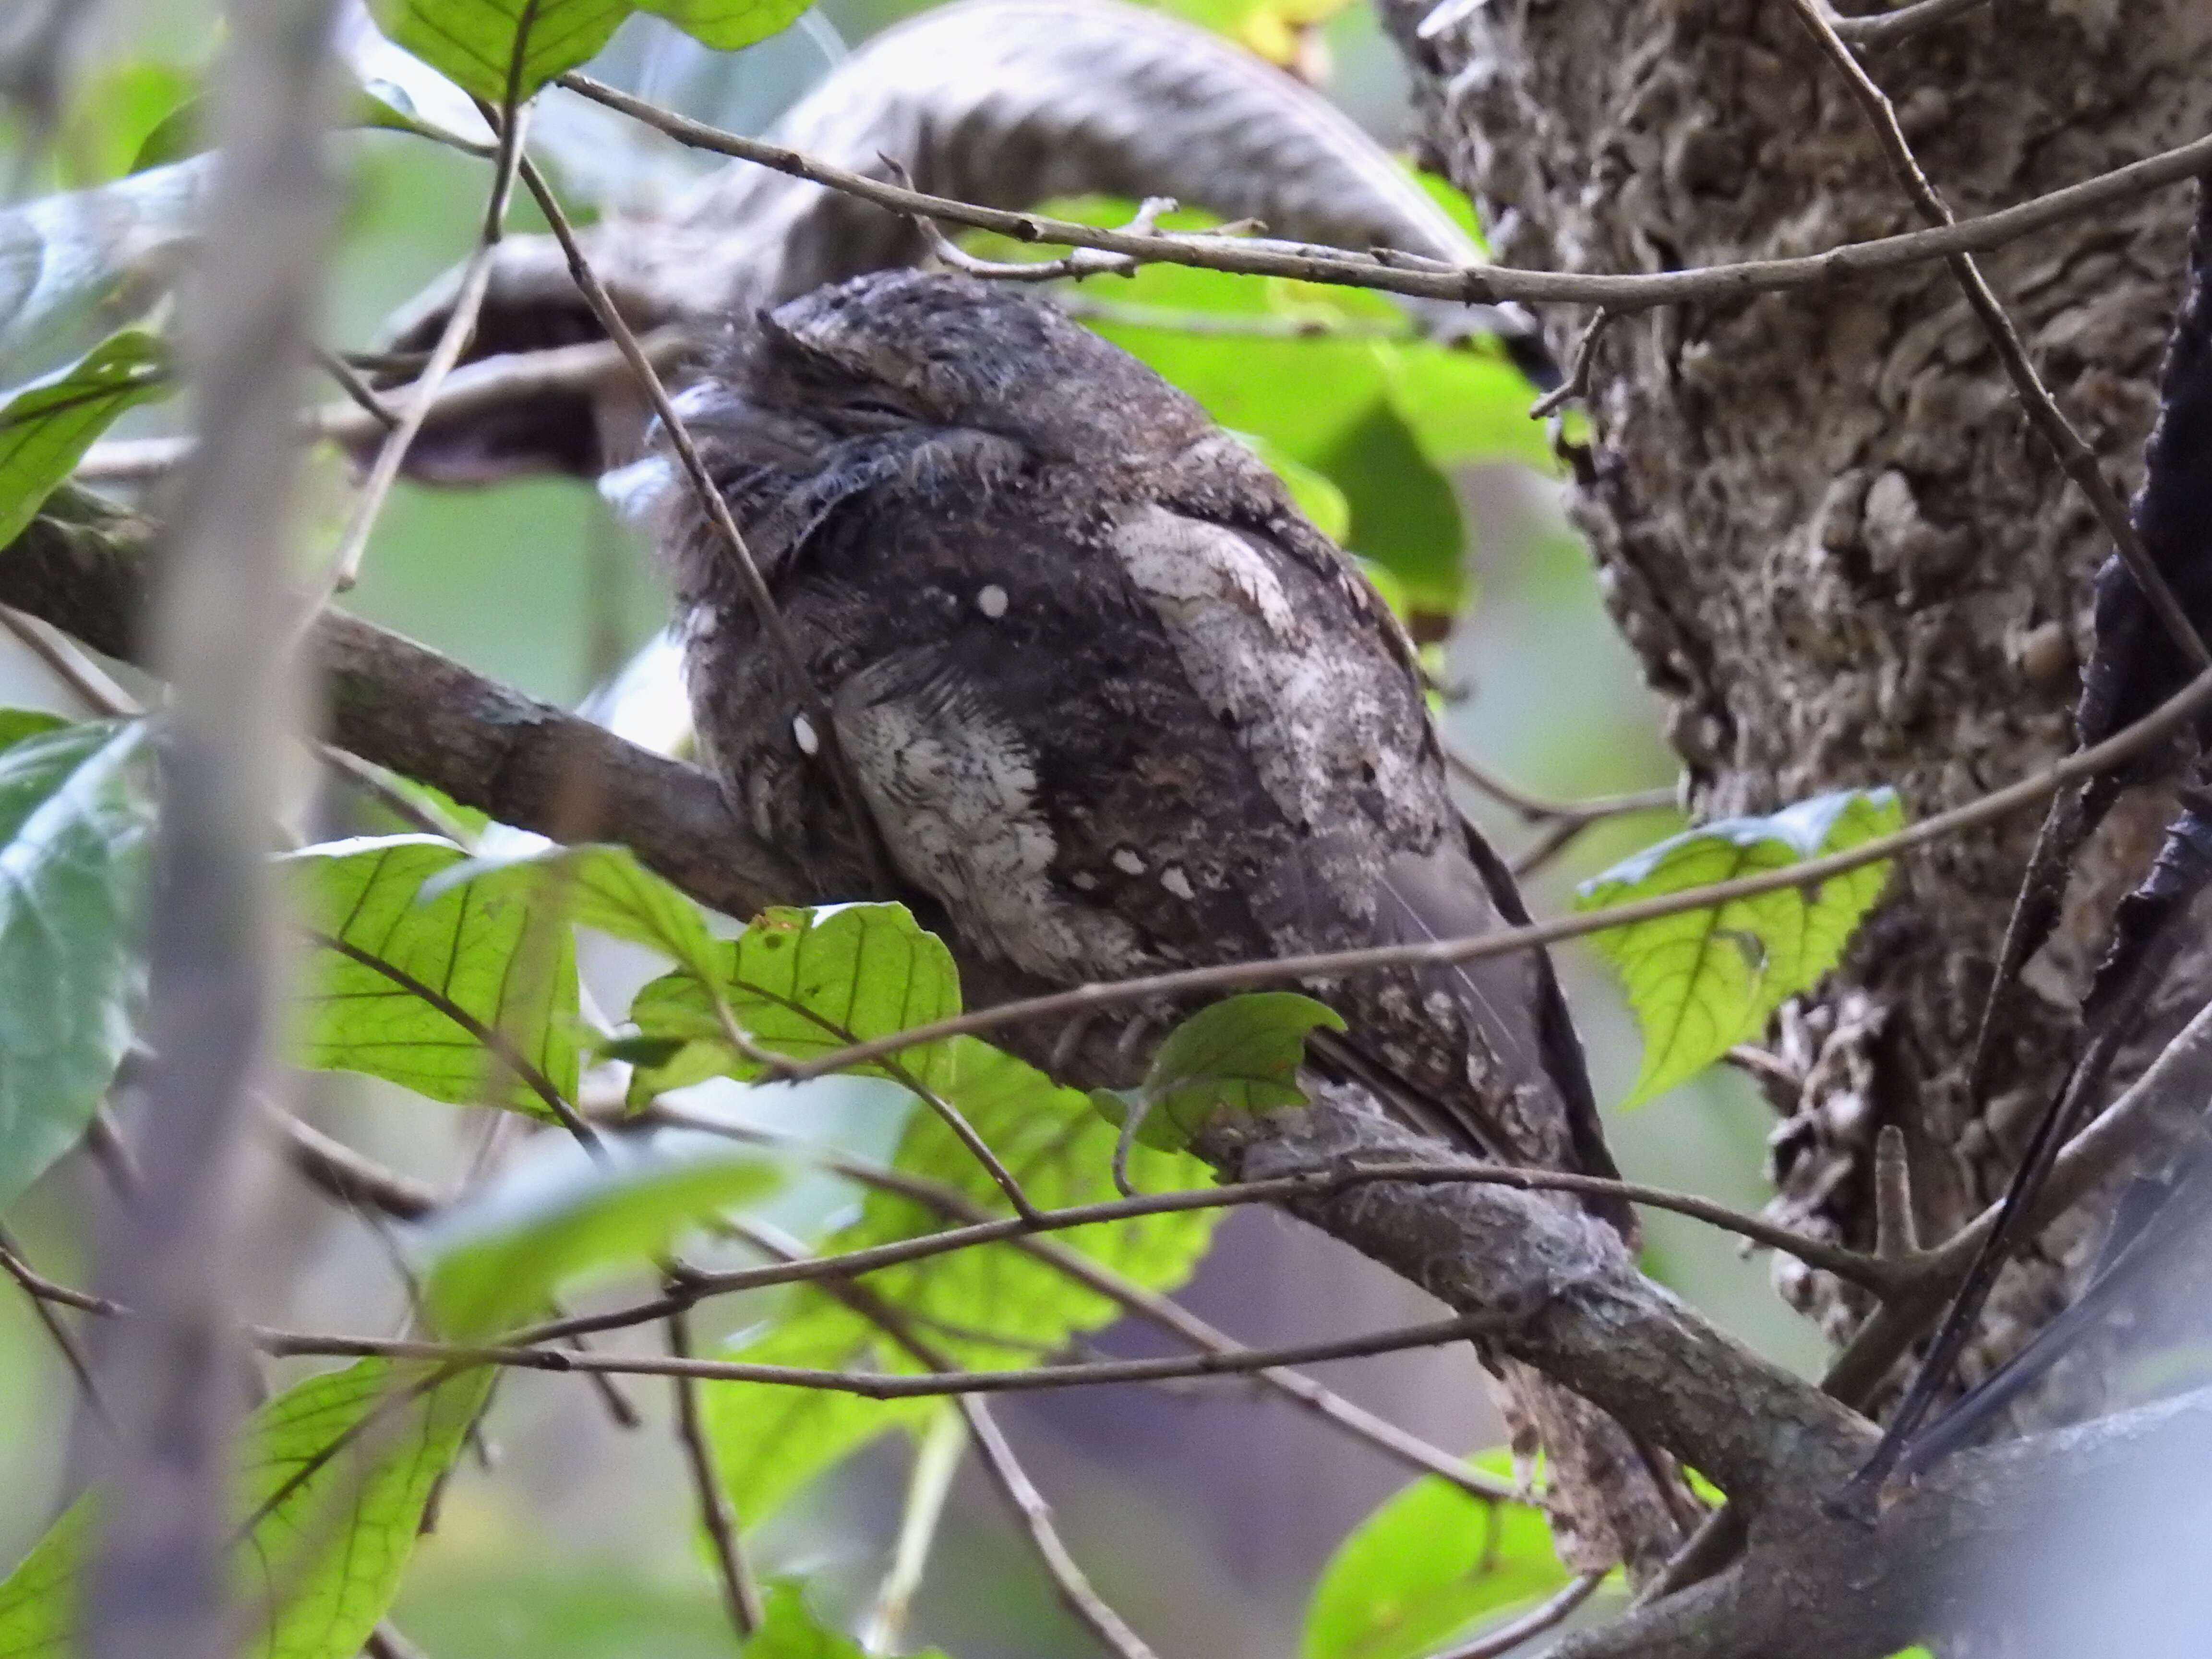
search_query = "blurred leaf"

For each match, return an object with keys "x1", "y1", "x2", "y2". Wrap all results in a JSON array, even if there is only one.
[
  {"x1": 1302, "y1": 1454, "x2": 1567, "y2": 1659},
  {"x1": 1144, "y1": 0, "x2": 1350, "y2": 65},
  {"x1": 1575, "y1": 789, "x2": 1904, "y2": 1105},
  {"x1": 423, "y1": 1135, "x2": 780, "y2": 1338},
  {"x1": 744, "y1": 1581, "x2": 950, "y2": 1659},
  {"x1": 284, "y1": 834, "x2": 580, "y2": 1118},
  {"x1": 623, "y1": 903, "x2": 960, "y2": 1106},
  {"x1": 369, "y1": 0, "x2": 805, "y2": 103},
  {"x1": 1311, "y1": 398, "x2": 1464, "y2": 615},
  {"x1": 1244, "y1": 433, "x2": 1351, "y2": 543},
  {"x1": 432, "y1": 840, "x2": 718, "y2": 979},
  {"x1": 1097, "y1": 992, "x2": 1343, "y2": 1151},
  {"x1": 0, "y1": 719, "x2": 153, "y2": 1210},
  {"x1": 61, "y1": 61, "x2": 196, "y2": 187},
  {"x1": 0, "y1": 331, "x2": 170, "y2": 547},
  {"x1": 707, "y1": 1035, "x2": 1219, "y2": 1521},
  {"x1": 0, "y1": 1359, "x2": 488, "y2": 1659}
]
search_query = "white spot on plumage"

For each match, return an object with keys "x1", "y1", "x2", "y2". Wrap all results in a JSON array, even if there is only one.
[
  {"x1": 976, "y1": 583, "x2": 1009, "y2": 619},
  {"x1": 1112, "y1": 847, "x2": 1146, "y2": 876},
  {"x1": 791, "y1": 712, "x2": 820, "y2": 756},
  {"x1": 1160, "y1": 865, "x2": 1195, "y2": 900}
]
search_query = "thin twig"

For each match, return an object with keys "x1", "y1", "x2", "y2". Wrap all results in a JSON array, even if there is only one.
[
  {"x1": 364, "y1": 1623, "x2": 430, "y2": 1659},
  {"x1": 1827, "y1": 0, "x2": 1990, "y2": 46},
  {"x1": 504, "y1": 142, "x2": 896, "y2": 898},
  {"x1": 0, "y1": 1224, "x2": 111, "y2": 1424},
  {"x1": 273, "y1": 1109, "x2": 447, "y2": 1220},
  {"x1": 962, "y1": 1395, "x2": 1160, "y2": 1659},
  {"x1": 556, "y1": 68, "x2": 2212, "y2": 316},
  {"x1": 0, "y1": 607, "x2": 139, "y2": 715},
  {"x1": 1786, "y1": 0, "x2": 2211, "y2": 673},
  {"x1": 313, "y1": 35, "x2": 536, "y2": 605},
  {"x1": 1434, "y1": 1571, "x2": 1606, "y2": 1659},
  {"x1": 1528, "y1": 308, "x2": 1613, "y2": 418},
  {"x1": 643, "y1": 1104, "x2": 1529, "y2": 1504},
  {"x1": 861, "y1": 1407, "x2": 966, "y2": 1654},
  {"x1": 667, "y1": 1307, "x2": 765, "y2": 1638},
  {"x1": 767, "y1": 662, "x2": 2212, "y2": 1083},
  {"x1": 310, "y1": 345, "x2": 396, "y2": 432},
  {"x1": 250, "y1": 1312, "x2": 1506, "y2": 1397}
]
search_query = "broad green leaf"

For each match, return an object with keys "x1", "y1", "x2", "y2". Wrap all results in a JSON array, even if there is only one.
[
  {"x1": 60, "y1": 61, "x2": 197, "y2": 187},
  {"x1": 0, "y1": 1359, "x2": 489, "y2": 1659},
  {"x1": 1097, "y1": 992, "x2": 1344, "y2": 1152},
  {"x1": 433, "y1": 841, "x2": 716, "y2": 980},
  {"x1": 624, "y1": 903, "x2": 960, "y2": 1106},
  {"x1": 1575, "y1": 788, "x2": 1905, "y2": 1105},
  {"x1": 1301, "y1": 1455, "x2": 1567, "y2": 1659},
  {"x1": 0, "y1": 332, "x2": 169, "y2": 547},
  {"x1": 370, "y1": 0, "x2": 807, "y2": 103},
  {"x1": 707, "y1": 1036, "x2": 1220, "y2": 1522},
  {"x1": 423, "y1": 1135, "x2": 780, "y2": 1338},
  {"x1": 744, "y1": 1581, "x2": 951, "y2": 1659},
  {"x1": 368, "y1": 0, "x2": 633, "y2": 103},
  {"x1": 285, "y1": 835, "x2": 580, "y2": 1118},
  {"x1": 0, "y1": 719, "x2": 154, "y2": 1209}
]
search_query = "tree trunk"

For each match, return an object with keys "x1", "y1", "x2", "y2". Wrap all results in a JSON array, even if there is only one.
[{"x1": 1379, "y1": 0, "x2": 2212, "y2": 1403}]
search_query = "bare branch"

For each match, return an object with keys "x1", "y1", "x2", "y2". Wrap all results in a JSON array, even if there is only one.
[{"x1": 667, "y1": 1307, "x2": 764, "y2": 1639}]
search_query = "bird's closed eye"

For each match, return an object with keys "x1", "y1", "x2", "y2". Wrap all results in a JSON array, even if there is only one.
[{"x1": 837, "y1": 397, "x2": 914, "y2": 427}]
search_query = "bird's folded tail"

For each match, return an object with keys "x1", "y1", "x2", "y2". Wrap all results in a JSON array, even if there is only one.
[{"x1": 1495, "y1": 1358, "x2": 1698, "y2": 1579}]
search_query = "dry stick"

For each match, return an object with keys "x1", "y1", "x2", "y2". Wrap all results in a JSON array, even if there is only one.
[
  {"x1": 1528, "y1": 308, "x2": 1614, "y2": 418},
  {"x1": 763, "y1": 663, "x2": 2212, "y2": 1086},
  {"x1": 1434, "y1": 1570, "x2": 1606, "y2": 1659},
  {"x1": 960, "y1": 1395, "x2": 1159, "y2": 1659},
  {"x1": 76, "y1": 331, "x2": 692, "y2": 484},
  {"x1": 310, "y1": 345, "x2": 395, "y2": 431},
  {"x1": 1787, "y1": 0, "x2": 2211, "y2": 673},
  {"x1": 555, "y1": 69, "x2": 2212, "y2": 316},
  {"x1": 666, "y1": 1307, "x2": 765, "y2": 1639},
  {"x1": 861, "y1": 1407, "x2": 966, "y2": 1653},
  {"x1": 1827, "y1": 0, "x2": 1990, "y2": 46},
  {"x1": 503, "y1": 144, "x2": 895, "y2": 899},
  {"x1": 252, "y1": 1311, "x2": 1506, "y2": 1398},
  {"x1": 731, "y1": 1217, "x2": 1159, "y2": 1659},
  {"x1": 0, "y1": 607, "x2": 140, "y2": 715},
  {"x1": 313, "y1": 12, "x2": 536, "y2": 603},
  {"x1": 645, "y1": 1104, "x2": 1530, "y2": 1503},
  {"x1": 0, "y1": 1225, "x2": 111, "y2": 1424}
]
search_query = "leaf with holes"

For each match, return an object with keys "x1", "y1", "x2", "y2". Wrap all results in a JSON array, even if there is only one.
[
  {"x1": 285, "y1": 834, "x2": 579, "y2": 1118},
  {"x1": 0, "y1": 718, "x2": 154, "y2": 1209},
  {"x1": 1302, "y1": 1453, "x2": 1571, "y2": 1659},
  {"x1": 623, "y1": 903, "x2": 960, "y2": 1106},
  {"x1": 706, "y1": 1035, "x2": 1219, "y2": 1523},
  {"x1": 1575, "y1": 789, "x2": 1904, "y2": 1105},
  {"x1": 0, "y1": 332, "x2": 169, "y2": 548}
]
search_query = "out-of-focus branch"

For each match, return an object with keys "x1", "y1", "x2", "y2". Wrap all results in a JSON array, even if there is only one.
[{"x1": 76, "y1": 2, "x2": 341, "y2": 1657}]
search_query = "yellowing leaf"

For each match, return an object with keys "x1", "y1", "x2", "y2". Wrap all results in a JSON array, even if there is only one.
[{"x1": 1575, "y1": 789, "x2": 1904, "y2": 1105}]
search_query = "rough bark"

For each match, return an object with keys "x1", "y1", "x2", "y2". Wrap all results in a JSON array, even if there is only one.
[{"x1": 1381, "y1": 0, "x2": 2212, "y2": 1403}]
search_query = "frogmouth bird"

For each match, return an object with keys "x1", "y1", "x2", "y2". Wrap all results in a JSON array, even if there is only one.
[{"x1": 634, "y1": 268, "x2": 1689, "y2": 1572}]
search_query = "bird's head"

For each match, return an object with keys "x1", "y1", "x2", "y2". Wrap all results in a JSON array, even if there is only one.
[{"x1": 730, "y1": 268, "x2": 1213, "y2": 462}]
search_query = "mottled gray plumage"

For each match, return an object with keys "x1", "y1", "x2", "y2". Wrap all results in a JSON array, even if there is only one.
[{"x1": 638, "y1": 269, "x2": 1687, "y2": 1571}]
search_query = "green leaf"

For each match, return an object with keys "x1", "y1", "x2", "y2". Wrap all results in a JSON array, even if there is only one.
[
  {"x1": 707, "y1": 1036, "x2": 1220, "y2": 1522},
  {"x1": 437, "y1": 842, "x2": 717, "y2": 980},
  {"x1": 0, "y1": 1359, "x2": 489, "y2": 1659},
  {"x1": 1241, "y1": 433, "x2": 1351, "y2": 543},
  {"x1": 423, "y1": 1135, "x2": 780, "y2": 1339},
  {"x1": 743, "y1": 1581, "x2": 950, "y2": 1659},
  {"x1": 1100, "y1": 992, "x2": 1343, "y2": 1151},
  {"x1": 61, "y1": 61, "x2": 197, "y2": 187},
  {"x1": 285, "y1": 834, "x2": 580, "y2": 1118},
  {"x1": 369, "y1": 0, "x2": 807, "y2": 103},
  {"x1": 623, "y1": 903, "x2": 960, "y2": 1106},
  {"x1": 1574, "y1": 788, "x2": 1905, "y2": 1105},
  {"x1": 1301, "y1": 1456, "x2": 1567, "y2": 1659},
  {"x1": 0, "y1": 332, "x2": 170, "y2": 548},
  {"x1": 0, "y1": 719, "x2": 153, "y2": 1209}
]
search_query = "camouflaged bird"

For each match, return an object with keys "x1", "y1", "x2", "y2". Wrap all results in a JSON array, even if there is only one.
[{"x1": 633, "y1": 268, "x2": 1691, "y2": 1573}]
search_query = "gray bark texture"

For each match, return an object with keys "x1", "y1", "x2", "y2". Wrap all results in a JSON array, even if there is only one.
[{"x1": 1379, "y1": 0, "x2": 2212, "y2": 1403}]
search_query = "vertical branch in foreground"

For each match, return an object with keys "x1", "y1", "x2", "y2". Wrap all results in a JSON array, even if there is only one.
[{"x1": 75, "y1": 3, "x2": 339, "y2": 1658}]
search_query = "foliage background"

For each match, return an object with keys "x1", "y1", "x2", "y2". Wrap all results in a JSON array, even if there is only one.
[{"x1": 0, "y1": 2, "x2": 1824, "y2": 1654}]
